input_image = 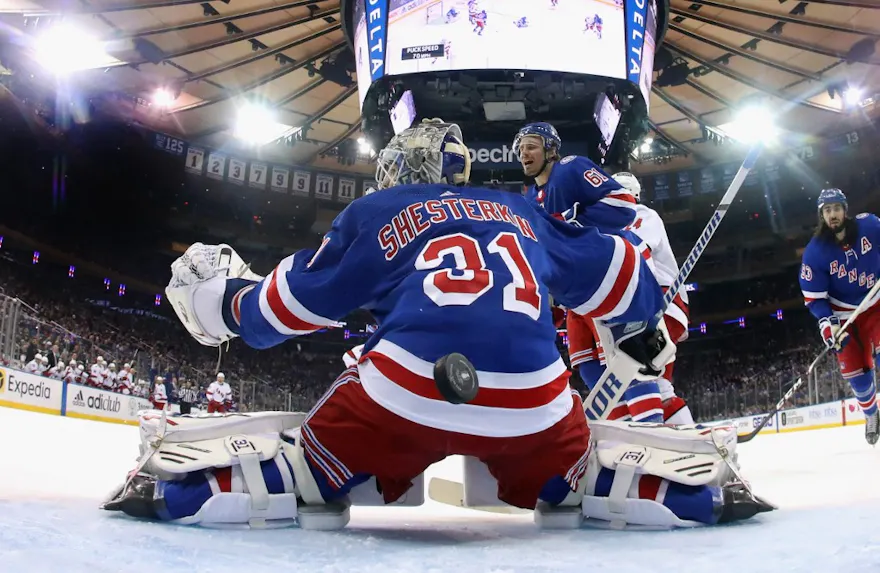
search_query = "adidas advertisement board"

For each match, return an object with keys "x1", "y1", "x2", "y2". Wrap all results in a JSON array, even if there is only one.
[
  {"x1": 64, "y1": 384, "x2": 152, "y2": 425},
  {"x1": 0, "y1": 367, "x2": 62, "y2": 415}
]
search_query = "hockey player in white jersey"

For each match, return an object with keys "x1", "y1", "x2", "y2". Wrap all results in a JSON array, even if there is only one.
[
  {"x1": 152, "y1": 376, "x2": 168, "y2": 410},
  {"x1": 117, "y1": 364, "x2": 134, "y2": 395},
  {"x1": 103, "y1": 363, "x2": 118, "y2": 391},
  {"x1": 25, "y1": 354, "x2": 42, "y2": 374},
  {"x1": 206, "y1": 373, "x2": 232, "y2": 413},
  {"x1": 89, "y1": 357, "x2": 105, "y2": 387},
  {"x1": 103, "y1": 118, "x2": 773, "y2": 531},
  {"x1": 48, "y1": 361, "x2": 65, "y2": 380},
  {"x1": 616, "y1": 172, "x2": 693, "y2": 423}
]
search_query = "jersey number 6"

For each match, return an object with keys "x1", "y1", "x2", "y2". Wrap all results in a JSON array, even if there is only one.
[{"x1": 415, "y1": 232, "x2": 542, "y2": 320}]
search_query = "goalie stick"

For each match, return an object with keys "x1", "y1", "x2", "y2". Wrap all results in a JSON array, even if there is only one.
[
  {"x1": 427, "y1": 477, "x2": 531, "y2": 514},
  {"x1": 582, "y1": 144, "x2": 765, "y2": 422},
  {"x1": 737, "y1": 277, "x2": 880, "y2": 444}
]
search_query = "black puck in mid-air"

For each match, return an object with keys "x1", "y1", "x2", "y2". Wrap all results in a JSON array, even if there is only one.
[{"x1": 433, "y1": 353, "x2": 479, "y2": 404}]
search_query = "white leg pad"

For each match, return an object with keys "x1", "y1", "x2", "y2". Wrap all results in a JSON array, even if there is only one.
[{"x1": 580, "y1": 447, "x2": 703, "y2": 529}]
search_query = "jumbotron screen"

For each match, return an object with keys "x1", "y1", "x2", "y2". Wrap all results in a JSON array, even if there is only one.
[{"x1": 354, "y1": 0, "x2": 657, "y2": 106}]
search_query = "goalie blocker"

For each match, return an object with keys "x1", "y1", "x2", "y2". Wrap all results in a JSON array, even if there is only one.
[{"x1": 102, "y1": 411, "x2": 773, "y2": 530}]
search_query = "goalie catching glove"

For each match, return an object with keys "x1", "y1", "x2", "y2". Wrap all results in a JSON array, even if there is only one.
[{"x1": 165, "y1": 243, "x2": 263, "y2": 347}]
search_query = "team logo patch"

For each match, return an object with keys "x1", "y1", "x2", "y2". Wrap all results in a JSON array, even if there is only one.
[{"x1": 560, "y1": 155, "x2": 576, "y2": 165}]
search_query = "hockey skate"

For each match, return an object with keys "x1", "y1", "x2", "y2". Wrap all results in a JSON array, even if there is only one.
[
  {"x1": 102, "y1": 473, "x2": 162, "y2": 520},
  {"x1": 716, "y1": 481, "x2": 776, "y2": 524},
  {"x1": 865, "y1": 410, "x2": 880, "y2": 446}
]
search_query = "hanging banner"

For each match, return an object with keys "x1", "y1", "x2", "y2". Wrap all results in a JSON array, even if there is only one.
[
  {"x1": 227, "y1": 158, "x2": 246, "y2": 185},
  {"x1": 206, "y1": 152, "x2": 227, "y2": 181},
  {"x1": 315, "y1": 174, "x2": 334, "y2": 201},
  {"x1": 270, "y1": 166, "x2": 291, "y2": 193},
  {"x1": 248, "y1": 162, "x2": 268, "y2": 190},
  {"x1": 292, "y1": 171, "x2": 312, "y2": 197},
  {"x1": 184, "y1": 147, "x2": 205, "y2": 174}
]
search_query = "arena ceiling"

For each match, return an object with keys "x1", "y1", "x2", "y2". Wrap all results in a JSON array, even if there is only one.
[{"x1": 1, "y1": 0, "x2": 879, "y2": 177}]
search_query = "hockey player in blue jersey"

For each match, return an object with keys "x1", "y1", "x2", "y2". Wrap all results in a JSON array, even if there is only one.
[
  {"x1": 514, "y1": 122, "x2": 635, "y2": 232},
  {"x1": 799, "y1": 188, "x2": 880, "y2": 444},
  {"x1": 473, "y1": 9, "x2": 487, "y2": 35},
  {"x1": 584, "y1": 14, "x2": 602, "y2": 38},
  {"x1": 103, "y1": 119, "x2": 773, "y2": 530},
  {"x1": 514, "y1": 16, "x2": 528, "y2": 28},
  {"x1": 446, "y1": 7, "x2": 459, "y2": 22},
  {"x1": 514, "y1": 122, "x2": 667, "y2": 424}
]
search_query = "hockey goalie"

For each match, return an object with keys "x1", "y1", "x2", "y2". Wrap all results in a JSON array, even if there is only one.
[{"x1": 102, "y1": 119, "x2": 774, "y2": 531}]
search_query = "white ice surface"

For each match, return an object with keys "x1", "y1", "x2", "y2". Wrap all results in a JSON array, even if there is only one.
[{"x1": 1, "y1": 408, "x2": 880, "y2": 573}]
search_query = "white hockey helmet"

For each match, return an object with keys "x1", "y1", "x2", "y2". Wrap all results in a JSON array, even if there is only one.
[
  {"x1": 109, "y1": 362, "x2": 117, "y2": 370},
  {"x1": 612, "y1": 171, "x2": 642, "y2": 202},
  {"x1": 124, "y1": 363, "x2": 131, "y2": 369},
  {"x1": 217, "y1": 372, "x2": 225, "y2": 380},
  {"x1": 97, "y1": 356, "x2": 105, "y2": 363},
  {"x1": 41, "y1": 356, "x2": 49, "y2": 364},
  {"x1": 35, "y1": 353, "x2": 42, "y2": 361}
]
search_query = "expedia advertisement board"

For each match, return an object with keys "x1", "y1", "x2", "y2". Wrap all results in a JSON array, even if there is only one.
[
  {"x1": 64, "y1": 384, "x2": 153, "y2": 425},
  {"x1": 0, "y1": 367, "x2": 62, "y2": 414}
]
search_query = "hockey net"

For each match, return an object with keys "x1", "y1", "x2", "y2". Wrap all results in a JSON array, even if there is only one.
[{"x1": 425, "y1": 1, "x2": 444, "y2": 24}]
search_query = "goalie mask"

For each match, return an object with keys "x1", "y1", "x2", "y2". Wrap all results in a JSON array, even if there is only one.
[{"x1": 375, "y1": 119, "x2": 471, "y2": 190}]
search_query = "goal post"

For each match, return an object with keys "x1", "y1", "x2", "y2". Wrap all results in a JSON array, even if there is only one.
[{"x1": 425, "y1": 0, "x2": 444, "y2": 24}]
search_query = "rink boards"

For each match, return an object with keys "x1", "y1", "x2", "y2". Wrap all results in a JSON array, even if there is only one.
[
  {"x1": 727, "y1": 398, "x2": 865, "y2": 436},
  {"x1": 0, "y1": 365, "x2": 866, "y2": 434},
  {"x1": 0, "y1": 366, "x2": 158, "y2": 425}
]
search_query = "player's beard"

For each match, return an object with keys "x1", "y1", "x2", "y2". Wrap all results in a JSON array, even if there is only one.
[{"x1": 826, "y1": 220, "x2": 844, "y2": 234}]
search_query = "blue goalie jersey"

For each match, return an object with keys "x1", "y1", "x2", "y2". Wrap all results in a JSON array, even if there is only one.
[
  {"x1": 799, "y1": 213, "x2": 880, "y2": 321},
  {"x1": 525, "y1": 155, "x2": 636, "y2": 233},
  {"x1": 229, "y1": 185, "x2": 663, "y2": 437}
]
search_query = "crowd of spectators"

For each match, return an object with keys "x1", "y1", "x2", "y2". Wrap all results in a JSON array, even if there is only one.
[{"x1": 0, "y1": 240, "x2": 861, "y2": 424}]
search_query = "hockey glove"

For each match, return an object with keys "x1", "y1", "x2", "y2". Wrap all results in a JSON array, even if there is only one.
[
  {"x1": 606, "y1": 316, "x2": 676, "y2": 379},
  {"x1": 165, "y1": 243, "x2": 264, "y2": 347},
  {"x1": 818, "y1": 316, "x2": 850, "y2": 352}
]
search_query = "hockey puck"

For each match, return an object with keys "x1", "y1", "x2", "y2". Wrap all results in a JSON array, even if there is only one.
[{"x1": 433, "y1": 353, "x2": 479, "y2": 404}]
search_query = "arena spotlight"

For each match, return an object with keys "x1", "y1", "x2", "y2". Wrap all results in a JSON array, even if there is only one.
[
  {"x1": 233, "y1": 102, "x2": 294, "y2": 145},
  {"x1": 357, "y1": 137, "x2": 374, "y2": 155},
  {"x1": 718, "y1": 106, "x2": 778, "y2": 145},
  {"x1": 152, "y1": 88, "x2": 177, "y2": 108},
  {"x1": 32, "y1": 23, "x2": 116, "y2": 75},
  {"x1": 843, "y1": 86, "x2": 864, "y2": 107}
]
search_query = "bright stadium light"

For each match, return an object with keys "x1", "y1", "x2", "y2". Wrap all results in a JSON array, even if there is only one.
[
  {"x1": 234, "y1": 103, "x2": 294, "y2": 145},
  {"x1": 152, "y1": 88, "x2": 177, "y2": 108},
  {"x1": 843, "y1": 86, "x2": 864, "y2": 107},
  {"x1": 717, "y1": 106, "x2": 779, "y2": 145},
  {"x1": 33, "y1": 23, "x2": 117, "y2": 75},
  {"x1": 357, "y1": 137, "x2": 373, "y2": 155}
]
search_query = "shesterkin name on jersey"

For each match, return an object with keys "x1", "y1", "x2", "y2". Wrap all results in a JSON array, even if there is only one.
[{"x1": 378, "y1": 196, "x2": 537, "y2": 260}]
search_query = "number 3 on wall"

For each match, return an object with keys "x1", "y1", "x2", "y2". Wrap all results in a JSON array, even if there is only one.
[{"x1": 415, "y1": 232, "x2": 541, "y2": 319}]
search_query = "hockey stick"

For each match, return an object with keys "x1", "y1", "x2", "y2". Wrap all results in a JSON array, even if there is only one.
[
  {"x1": 583, "y1": 144, "x2": 765, "y2": 421},
  {"x1": 429, "y1": 147, "x2": 764, "y2": 516},
  {"x1": 737, "y1": 278, "x2": 880, "y2": 444}
]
